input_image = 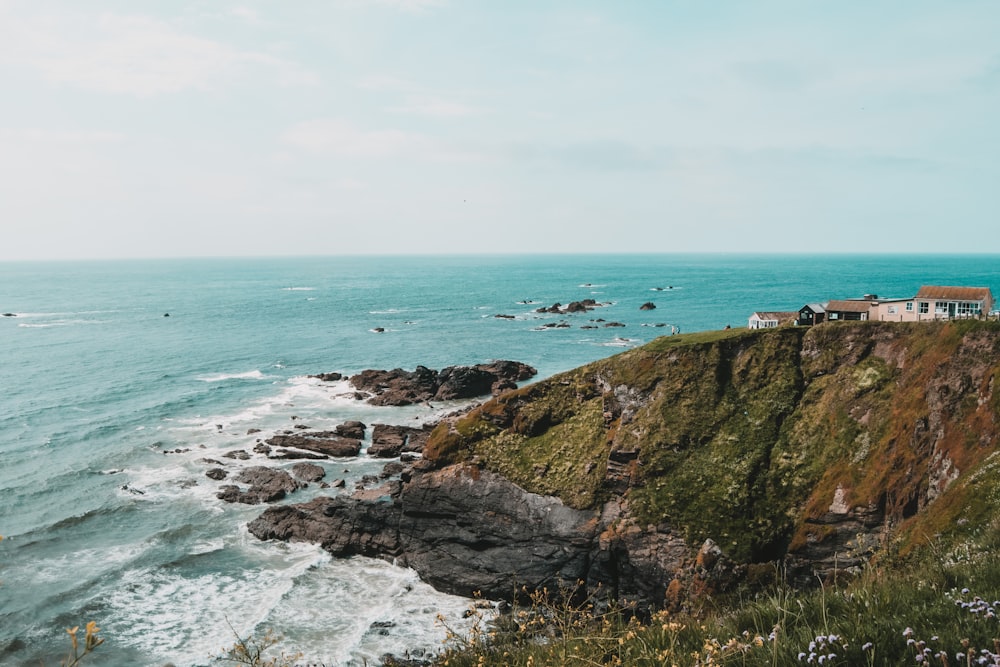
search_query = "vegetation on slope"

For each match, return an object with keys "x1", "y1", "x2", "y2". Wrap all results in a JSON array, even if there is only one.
[{"x1": 425, "y1": 320, "x2": 1000, "y2": 568}]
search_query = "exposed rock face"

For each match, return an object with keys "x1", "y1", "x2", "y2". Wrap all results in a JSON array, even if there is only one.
[
  {"x1": 218, "y1": 466, "x2": 301, "y2": 504},
  {"x1": 265, "y1": 431, "x2": 362, "y2": 458},
  {"x1": 349, "y1": 362, "x2": 536, "y2": 406},
  {"x1": 248, "y1": 465, "x2": 710, "y2": 602},
  {"x1": 368, "y1": 424, "x2": 432, "y2": 458}
]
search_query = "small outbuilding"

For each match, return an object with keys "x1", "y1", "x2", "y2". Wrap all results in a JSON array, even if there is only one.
[
  {"x1": 748, "y1": 311, "x2": 798, "y2": 330},
  {"x1": 797, "y1": 303, "x2": 826, "y2": 326}
]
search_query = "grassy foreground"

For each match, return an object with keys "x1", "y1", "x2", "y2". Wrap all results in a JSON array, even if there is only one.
[{"x1": 431, "y1": 529, "x2": 1000, "y2": 667}]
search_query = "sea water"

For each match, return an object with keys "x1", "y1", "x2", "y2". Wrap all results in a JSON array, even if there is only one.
[{"x1": 1, "y1": 254, "x2": 997, "y2": 666}]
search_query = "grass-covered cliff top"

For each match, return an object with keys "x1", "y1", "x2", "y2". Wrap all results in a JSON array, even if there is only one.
[{"x1": 425, "y1": 320, "x2": 1000, "y2": 564}]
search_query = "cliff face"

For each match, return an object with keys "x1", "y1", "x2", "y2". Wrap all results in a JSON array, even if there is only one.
[{"x1": 250, "y1": 321, "x2": 1000, "y2": 605}]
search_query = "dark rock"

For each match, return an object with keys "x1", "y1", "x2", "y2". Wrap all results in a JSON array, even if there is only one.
[
  {"x1": 335, "y1": 420, "x2": 367, "y2": 439},
  {"x1": 266, "y1": 431, "x2": 361, "y2": 458},
  {"x1": 369, "y1": 424, "x2": 433, "y2": 458},
  {"x1": 270, "y1": 448, "x2": 328, "y2": 460},
  {"x1": 380, "y1": 461, "x2": 406, "y2": 479},
  {"x1": 640, "y1": 302, "x2": 656, "y2": 311},
  {"x1": 491, "y1": 379, "x2": 517, "y2": 395},
  {"x1": 310, "y1": 372, "x2": 343, "y2": 382},
  {"x1": 435, "y1": 366, "x2": 496, "y2": 401},
  {"x1": 478, "y1": 360, "x2": 536, "y2": 382},
  {"x1": 206, "y1": 468, "x2": 228, "y2": 480},
  {"x1": 604, "y1": 322, "x2": 626, "y2": 328},
  {"x1": 292, "y1": 462, "x2": 326, "y2": 483},
  {"x1": 494, "y1": 314, "x2": 515, "y2": 319},
  {"x1": 249, "y1": 466, "x2": 612, "y2": 601},
  {"x1": 223, "y1": 450, "x2": 251, "y2": 460},
  {"x1": 247, "y1": 428, "x2": 262, "y2": 435},
  {"x1": 294, "y1": 424, "x2": 310, "y2": 430},
  {"x1": 349, "y1": 362, "x2": 536, "y2": 406},
  {"x1": 217, "y1": 466, "x2": 301, "y2": 504},
  {"x1": 332, "y1": 478, "x2": 346, "y2": 488},
  {"x1": 2, "y1": 313, "x2": 16, "y2": 317},
  {"x1": 349, "y1": 366, "x2": 440, "y2": 406},
  {"x1": 253, "y1": 443, "x2": 272, "y2": 455}
]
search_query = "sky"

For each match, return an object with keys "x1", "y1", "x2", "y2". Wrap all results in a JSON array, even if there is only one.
[{"x1": 1, "y1": 1, "x2": 998, "y2": 260}]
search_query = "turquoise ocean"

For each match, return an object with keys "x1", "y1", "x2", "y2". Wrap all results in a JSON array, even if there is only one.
[{"x1": 1, "y1": 254, "x2": 997, "y2": 666}]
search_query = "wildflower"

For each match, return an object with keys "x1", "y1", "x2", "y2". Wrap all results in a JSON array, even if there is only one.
[
  {"x1": 904, "y1": 627, "x2": 915, "y2": 638},
  {"x1": 862, "y1": 642, "x2": 874, "y2": 651}
]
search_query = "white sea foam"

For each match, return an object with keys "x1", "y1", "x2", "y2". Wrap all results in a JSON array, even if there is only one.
[
  {"x1": 104, "y1": 543, "x2": 328, "y2": 667},
  {"x1": 282, "y1": 287, "x2": 316, "y2": 291},
  {"x1": 369, "y1": 308, "x2": 403, "y2": 314},
  {"x1": 602, "y1": 337, "x2": 640, "y2": 347},
  {"x1": 197, "y1": 370, "x2": 267, "y2": 382},
  {"x1": 18, "y1": 319, "x2": 105, "y2": 328}
]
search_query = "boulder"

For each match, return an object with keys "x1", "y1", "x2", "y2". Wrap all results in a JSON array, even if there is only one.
[
  {"x1": 218, "y1": 466, "x2": 301, "y2": 504},
  {"x1": 335, "y1": 420, "x2": 367, "y2": 439},
  {"x1": 292, "y1": 462, "x2": 327, "y2": 483},
  {"x1": 640, "y1": 302, "x2": 656, "y2": 311},
  {"x1": 205, "y1": 468, "x2": 228, "y2": 481}
]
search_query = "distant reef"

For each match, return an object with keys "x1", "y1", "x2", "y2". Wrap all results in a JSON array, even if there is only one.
[{"x1": 250, "y1": 320, "x2": 1000, "y2": 609}]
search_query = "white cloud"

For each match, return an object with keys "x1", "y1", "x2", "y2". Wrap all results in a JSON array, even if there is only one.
[
  {"x1": 281, "y1": 118, "x2": 480, "y2": 162},
  {"x1": 389, "y1": 96, "x2": 480, "y2": 117},
  {"x1": 282, "y1": 119, "x2": 431, "y2": 157},
  {"x1": 0, "y1": 9, "x2": 317, "y2": 96},
  {"x1": 351, "y1": 0, "x2": 446, "y2": 12}
]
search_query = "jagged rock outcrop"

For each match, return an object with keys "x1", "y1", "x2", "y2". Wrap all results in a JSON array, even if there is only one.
[
  {"x1": 218, "y1": 466, "x2": 301, "y2": 504},
  {"x1": 349, "y1": 361, "x2": 537, "y2": 406},
  {"x1": 248, "y1": 464, "x2": 728, "y2": 602},
  {"x1": 251, "y1": 321, "x2": 1000, "y2": 607},
  {"x1": 265, "y1": 431, "x2": 362, "y2": 458},
  {"x1": 368, "y1": 424, "x2": 434, "y2": 458}
]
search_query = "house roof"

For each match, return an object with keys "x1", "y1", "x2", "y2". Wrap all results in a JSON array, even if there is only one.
[
  {"x1": 826, "y1": 299, "x2": 875, "y2": 313},
  {"x1": 751, "y1": 311, "x2": 797, "y2": 321},
  {"x1": 915, "y1": 286, "x2": 993, "y2": 301},
  {"x1": 801, "y1": 303, "x2": 826, "y2": 313}
]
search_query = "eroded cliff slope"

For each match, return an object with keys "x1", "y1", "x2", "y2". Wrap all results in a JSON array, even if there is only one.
[{"x1": 251, "y1": 320, "x2": 1000, "y2": 605}]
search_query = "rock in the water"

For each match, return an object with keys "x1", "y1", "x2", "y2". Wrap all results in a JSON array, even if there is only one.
[
  {"x1": 223, "y1": 449, "x2": 251, "y2": 460},
  {"x1": 334, "y1": 420, "x2": 367, "y2": 439},
  {"x1": 310, "y1": 372, "x2": 343, "y2": 382},
  {"x1": 348, "y1": 362, "x2": 536, "y2": 407},
  {"x1": 368, "y1": 424, "x2": 433, "y2": 458},
  {"x1": 265, "y1": 431, "x2": 361, "y2": 458},
  {"x1": 205, "y1": 468, "x2": 228, "y2": 480},
  {"x1": 217, "y1": 466, "x2": 301, "y2": 504},
  {"x1": 292, "y1": 462, "x2": 326, "y2": 483},
  {"x1": 640, "y1": 301, "x2": 656, "y2": 311}
]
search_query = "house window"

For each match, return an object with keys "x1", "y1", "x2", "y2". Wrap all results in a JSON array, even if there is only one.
[
  {"x1": 935, "y1": 302, "x2": 949, "y2": 314},
  {"x1": 888, "y1": 306, "x2": 897, "y2": 314},
  {"x1": 919, "y1": 302, "x2": 929, "y2": 314},
  {"x1": 906, "y1": 302, "x2": 913, "y2": 312},
  {"x1": 830, "y1": 313, "x2": 839, "y2": 320},
  {"x1": 955, "y1": 302, "x2": 981, "y2": 316}
]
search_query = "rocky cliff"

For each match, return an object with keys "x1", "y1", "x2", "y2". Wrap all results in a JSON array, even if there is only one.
[{"x1": 249, "y1": 320, "x2": 1000, "y2": 607}]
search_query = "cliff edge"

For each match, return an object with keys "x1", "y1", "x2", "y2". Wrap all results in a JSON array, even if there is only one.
[{"x1": 250, "y1": 320, "x2": 1000, "y2": 607}]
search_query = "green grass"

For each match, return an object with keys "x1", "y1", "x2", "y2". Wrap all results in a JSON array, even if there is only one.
[{"x1": 434, "y1": 529, "x2": 1000, "y2": 666}]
